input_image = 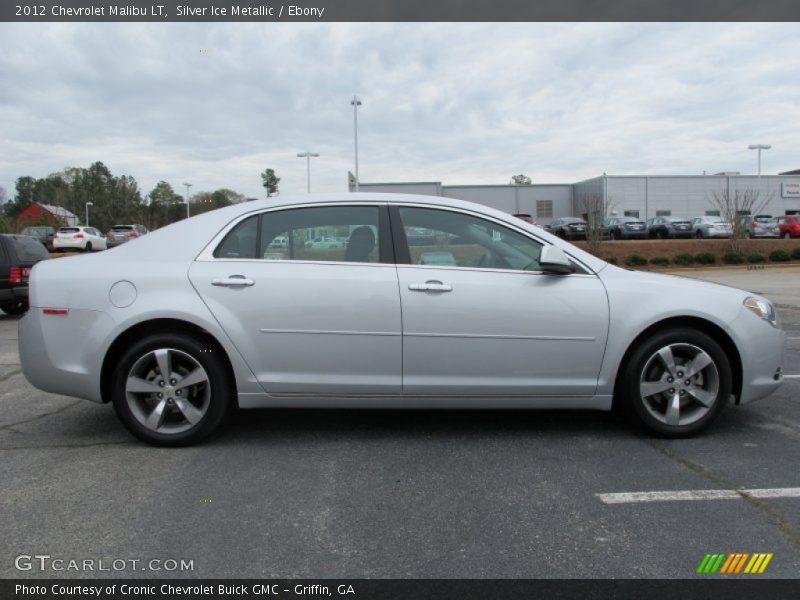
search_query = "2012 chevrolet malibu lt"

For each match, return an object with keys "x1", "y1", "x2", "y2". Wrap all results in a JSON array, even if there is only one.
[{"x1": 18, "y1": 194, "x2": 785, "y2": 446}]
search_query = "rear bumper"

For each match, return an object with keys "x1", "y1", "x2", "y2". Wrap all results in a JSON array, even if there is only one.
[
  {"x1": 19, "y1": 307, "x2": 115, "y2": 403},
  {"x1": 0, "y1": 286, "x2": 28, "y2": 302}
]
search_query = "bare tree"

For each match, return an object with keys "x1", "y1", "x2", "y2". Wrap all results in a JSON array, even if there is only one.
[
  {"x1": 709, "y1": 188, "x2": 773, "y2": 254},
  {"x1": 575, "y1": 193, "x2": 612, "y2": 255}
]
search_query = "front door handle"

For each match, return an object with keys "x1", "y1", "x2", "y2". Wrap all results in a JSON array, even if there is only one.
[
  {"x1": 409, "y1": 280, "x2": 452, "y2": 293},
  {"x1": 212, "y1": 275, "x2": 254, "y2": 287}
]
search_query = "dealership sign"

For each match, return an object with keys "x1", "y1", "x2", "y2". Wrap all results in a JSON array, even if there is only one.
[{"x1": 783, "y1": 183, "x2": 800, "y2": 198}]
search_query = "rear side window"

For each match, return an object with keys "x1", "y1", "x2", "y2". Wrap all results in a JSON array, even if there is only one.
[
  {"x1": 11, "y1": 235, "x2": 51, "y2": 261},
  {"x1": 214, "y1": 216, "x2": 259, "y2": 259}
]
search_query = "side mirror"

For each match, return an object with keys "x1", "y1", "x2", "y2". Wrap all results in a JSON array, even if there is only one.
[{"x1": 539, "y1": 245, "x2": 573, "y2": 275}]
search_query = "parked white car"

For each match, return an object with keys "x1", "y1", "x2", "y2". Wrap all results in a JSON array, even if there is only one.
[
  {"x1": 53, "y1": 226, "x2": 108, "y2": 252},
  {"x1": 691, "y1": 216, "x2": 733, "y2": 239}
]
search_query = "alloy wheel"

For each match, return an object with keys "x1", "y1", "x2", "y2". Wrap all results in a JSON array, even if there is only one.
[
  {"x1": 639, "y1": 343, "x2": 720, "y2": 427},
  {"x1": 125, "y1": 348, "x2": 211, "y2": 434}
]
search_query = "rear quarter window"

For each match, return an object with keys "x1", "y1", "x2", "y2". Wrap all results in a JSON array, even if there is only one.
[{"x1": 11, "y1": 236, "x2": 51, "y2": 262}]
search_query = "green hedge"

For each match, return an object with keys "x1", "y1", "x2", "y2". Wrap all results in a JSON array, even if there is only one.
[
  {"x1": 747, "y1": 253, "x2": 766, "y2": 263},
  {"x1": 649, "y1": 256, "x2": 670, "y2": 265},
  {"x1": 673, "y1": 253, "x2": 694, "y2": 266},
  {"x1": 769, "y1": 249, "x2": 792, "y2": 262},
  {"x1": 625, "y1": 253, "x2": 647, "y2": 267}
]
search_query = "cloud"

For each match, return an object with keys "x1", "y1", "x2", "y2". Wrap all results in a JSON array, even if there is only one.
[{"x1": 1, "y1": 22, "x2": 798, "y2": 199}]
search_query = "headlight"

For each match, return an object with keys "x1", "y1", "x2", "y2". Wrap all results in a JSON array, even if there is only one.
[{"x1": 744, "y1": 296, "x2": 777, "y2": 327}]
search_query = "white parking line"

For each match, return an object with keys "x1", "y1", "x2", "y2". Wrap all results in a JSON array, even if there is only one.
[
  {"x1": 784, "y1": 375, "x2": 800, "y2": 379},
  {"x1": 597, "y1": 487, "x2": 800, "y2": 504}
]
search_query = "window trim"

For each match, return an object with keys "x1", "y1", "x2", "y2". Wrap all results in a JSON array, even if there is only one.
[
  {"x1": 388, "y1": 204, "x2": 593, "y2": 276},
  {"x1": 199, "y1": 202, "x2": 393, "y2": 265}
]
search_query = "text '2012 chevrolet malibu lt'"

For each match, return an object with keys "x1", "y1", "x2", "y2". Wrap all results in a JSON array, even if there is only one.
[{"x1": 18, "y1": 194, "x2": 785, "y2": 445}]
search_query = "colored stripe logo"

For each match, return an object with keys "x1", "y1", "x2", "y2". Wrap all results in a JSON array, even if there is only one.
[{"x1": 696, "y1": 553, "x2": 773, "y2": 574}]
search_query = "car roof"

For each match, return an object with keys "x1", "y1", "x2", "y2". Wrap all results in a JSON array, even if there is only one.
[{"x1": 85, "y1": 193, "x2": 607, "y2": 272}]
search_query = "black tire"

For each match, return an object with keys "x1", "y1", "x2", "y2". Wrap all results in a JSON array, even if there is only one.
[
  {"x1": 696, "y1": 230, "x2": 704, "y2": 239},
  {"x1": 610, "y1": 230, "x2": 618, "y2": 241},
  {"x1": 658, "y1": 230, "x2": 667, "y2": 240},
  {"x1": 111, "y1": 332, "x2": 232, "y2": 446},
  {"x1": 618, "y1": 328, "x2": 731, "y2": 437},
  {"x1": 0, "y1": 299, "x2": 29, "y2": 315},
  {"x1": 85, "y1": 242, "x2": 93, "y2": 252}
]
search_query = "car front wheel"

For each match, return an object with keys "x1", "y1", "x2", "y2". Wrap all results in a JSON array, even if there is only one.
[
  {"x1": 619, "y1": 328, "x2": 731, "y2": 437},
  {"x1": 111, "y1": 332, "x2": 232, "y2": 446},
  {"x1": 783, "y1": 232, "x2": 791, "y2": 239}
]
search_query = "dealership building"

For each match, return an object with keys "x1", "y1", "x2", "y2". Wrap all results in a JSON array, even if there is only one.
[{"x1": 349, "y1": 172, "x2": 800, "y2": 225}]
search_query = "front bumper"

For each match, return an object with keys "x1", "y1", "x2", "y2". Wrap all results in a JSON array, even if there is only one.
[{"x1": 727, "y1": 305, "x2": 786, "y2": 404}]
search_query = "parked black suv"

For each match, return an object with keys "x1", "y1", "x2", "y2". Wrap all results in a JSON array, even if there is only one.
[{"x1": 0, "y1": 234, "x2": 51, "y2": 315}]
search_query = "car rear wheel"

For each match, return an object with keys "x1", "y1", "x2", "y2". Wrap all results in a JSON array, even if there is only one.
[
  {"x1": 111, "y1": 332, "x2": 232, "y2": 446},
  {"x1": 85, "y1": 242, "x2": 93, "y2": 252},
  {"x1": 0, "y1": 299, "x2": 29, "y2": 315},
  {"x1": 619, "y1": 328, "x2": 731, "y2": 437}
]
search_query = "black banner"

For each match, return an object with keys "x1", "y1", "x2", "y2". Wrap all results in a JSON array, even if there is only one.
[
  {"x1": 4, "y1": 579, "x2": 800, "y2": 600},
  {"x1": 2, "y1": 0, "x2": 800, "y2": 22}
]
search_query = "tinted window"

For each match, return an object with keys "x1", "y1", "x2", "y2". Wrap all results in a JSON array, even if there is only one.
[
  {"x1": 11, "y1": 235, "x2": 51, "y2": 262},
  {"x1": 398, "y1": 207, "x2": 543, "y2": 271},
  {"x1": 214, "y1": 215, "x2": 259, "y2": 259},
  {"x1": 59, "y1": 227, "x2": 80, "y2": 233},
  {"x1": 258, "y1": 206, "x2": 381, "y2": 263},
  {"x1": 112, "y1": 226, "x2": 134, "y2": 232}
]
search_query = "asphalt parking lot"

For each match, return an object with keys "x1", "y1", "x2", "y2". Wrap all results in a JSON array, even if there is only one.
[{"x1": 1, "y1": 267, "x2": 798, "y2": 579}]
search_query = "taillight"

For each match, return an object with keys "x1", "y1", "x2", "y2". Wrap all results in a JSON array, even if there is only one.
[
  {"x1": 9, "y1": 266, "x2": 21, "y2": 285},
  {"x1": 128, "y1": 231, "x2": 138, "y2": 237},
  {"x1": 74, "y1": 233, "x2": 84, "y2": 239},
  {"x1": 106, "y1": 232, "x2": 113, "y2": 238},
  {"x1": 42, "y1": 308, "x2": 69, "y2": 316}
]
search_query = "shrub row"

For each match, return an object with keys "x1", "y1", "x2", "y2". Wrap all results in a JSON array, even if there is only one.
[{"x1": 617, "y1": 246, "x2": 800, "y2": 267}]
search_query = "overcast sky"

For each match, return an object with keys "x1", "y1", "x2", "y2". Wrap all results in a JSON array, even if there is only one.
[{"x1": 1, "y1": 22, "x2": 798, "y2": 200}]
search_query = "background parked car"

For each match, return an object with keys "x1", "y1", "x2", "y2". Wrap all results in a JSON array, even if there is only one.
[
  {"x1": 106, "y1": 224, "x2": 149, "y2": 248},
  {"x1": 53, "y1": 226, "x2": 108, "y2": 252},
  {"x1": 305, "y1": 236, "x2": 343, "y2": 249},
  {"x1": 544, "y1": 217, "x2": 588, "y2": 240},
  {"x1": 691, "y1": 216, "x2": 733, "y2": 239},
  {"x1": 19, "y1": 226, "x2": 56, "y2": 251},
  {"x1": 775, "y1": 215, "x2": 800, "y2": 239},
  {"x1": 0, "y1": 233, "x2": 51, "y2": 315},
  {"x1": 646, "y1": 216, "x2": 693, "y2": 239},
  {"x1": 602, "y1": 217, "x2": 648, "y2": 240},
  {"x1": 737, "y1": 215, "x2": 779, "y2": 238},
  {"x1": 513, "y1": 213, "x2": 539, "y2": 226}
]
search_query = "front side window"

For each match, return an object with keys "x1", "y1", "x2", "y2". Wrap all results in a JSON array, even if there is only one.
[{"x1": 398, "y1": 207, "x2": 542, "y2": 271}]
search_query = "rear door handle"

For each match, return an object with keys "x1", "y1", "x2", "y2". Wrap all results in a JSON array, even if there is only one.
[
  {"x1": 409, "y1": 281, "x2": 452, "y2": 293},
  {"x1": 212, "y1": 275, "x2": 254, "y2": 287}
]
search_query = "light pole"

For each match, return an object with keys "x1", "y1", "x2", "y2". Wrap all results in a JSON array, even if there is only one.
[
  {"x1": 183, "y1": 182, "x2": 192, "y2": 218},
  {"x1": 296, "y1": 152, "x2": 319, "y2": 193},
  {"x1": 351, "y1": 95, "x2": 362, "y2": 191},
  {"x1": 748, "y1": 144, "x2": 771, "y2": 179},
  {"x1": 85, "y1": 202, "x2": 93, "y2": 227}
]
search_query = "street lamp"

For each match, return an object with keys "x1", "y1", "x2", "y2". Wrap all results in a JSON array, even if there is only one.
[
  {"x1": 85, "y1": 202, "x2": 93, "y2": 227},
  {"x1": 296, "y1": 152, "x2": 320, "y2": 193},
  {"x1": 351, "y1": 95, "x2": 362, "y2": 191},
  {"x1": 183, "y1": 182, "x2": 192, "y2": 218},
  {"x1": 748, "y1": 144, "x2": 771, "y2": 178}
]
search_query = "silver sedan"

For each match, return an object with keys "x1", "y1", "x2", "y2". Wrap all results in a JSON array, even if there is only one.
[{"x1": 19, "y1": 194, "x2": 786, "y2": 445}]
